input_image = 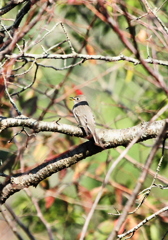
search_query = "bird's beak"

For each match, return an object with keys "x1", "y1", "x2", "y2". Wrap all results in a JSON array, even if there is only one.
[{"x1": 70, "y1": 97, "x2": 74, "y2": 100}]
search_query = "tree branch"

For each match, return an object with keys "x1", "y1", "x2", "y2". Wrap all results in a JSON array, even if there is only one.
[
  {"x1": 0, "y1": 116, "x2": 167, "y2": 146},
  {"x1": 0, "y1": 117, "x2": 167, "y2": 204},
  {"x1": 6, "y1": 53, "x2": 168, "y2": 66}
]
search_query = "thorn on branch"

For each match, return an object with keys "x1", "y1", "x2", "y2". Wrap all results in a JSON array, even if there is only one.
[
  {"x1": 8, "y1": 127, "x2": 25, "y2": 143},
  {"x1": 8, "y1": 125, "x2": 36, "y2": 147},
  {"x1": 56, "y1": 117, "x2": 61, "y2": 125}
]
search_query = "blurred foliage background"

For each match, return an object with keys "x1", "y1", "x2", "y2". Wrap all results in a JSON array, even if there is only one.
[{"x1": 0, "y1": 0, "x2": 168, "y2": 239}]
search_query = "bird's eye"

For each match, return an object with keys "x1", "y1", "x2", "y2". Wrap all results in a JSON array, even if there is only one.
[{"x1": 76, "y1": 97, "x2": 79, "y2": 101}]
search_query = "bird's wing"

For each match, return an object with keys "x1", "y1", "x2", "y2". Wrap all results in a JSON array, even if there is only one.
[
  {"x1": 73, "y1": 105, "x2": 90, "y2": 135},
  {"x1": 72, "y1": 102, "x2": 103, "y2": 147}
]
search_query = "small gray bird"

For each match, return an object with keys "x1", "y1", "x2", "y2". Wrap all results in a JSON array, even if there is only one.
[{"x1": 70, "y1": 95, "x2": 103, "y2": 147}]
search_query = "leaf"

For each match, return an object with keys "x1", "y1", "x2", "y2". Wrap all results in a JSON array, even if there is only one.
[
  {"x1": 0, "y1": 76, "x2": 5, "y2": 98},
  {"x1": 77, "y1": 185, "x2": 93, "y2": 213}
]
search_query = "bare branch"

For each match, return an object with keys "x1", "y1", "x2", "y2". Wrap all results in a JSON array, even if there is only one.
[
  {"x1": 3, "y1": 203, "x2": 36, "y2": 240},
  {"x1": 118, "y1": 206, "x2": 168, "y2": 239},
  {"x1": 141, "y1": 0, "x2": 168, "y2": 35},
  {"x1": 3, "y1": 73, "x2": 22, "y2": 115},
  {"x1": 6, "y1": 53, "x2": 168, "y2": 66},
  {"x1": 0, "y1": 118, "x2": 167, "y2": 203},
  {"x1": 0, "y1": 116, "x2": 167, "y2": 146}
]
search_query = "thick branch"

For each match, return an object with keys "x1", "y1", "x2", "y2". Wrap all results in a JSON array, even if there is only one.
[
  {"x1": 0, "y1": 141, "x2": 103, "y2": 204},
  {"x1": 0, "y1": 116, "x2": 167, "y2": 146},
  {"x1": 0, "y1": 118, "x2": 167, "y2": 204}
]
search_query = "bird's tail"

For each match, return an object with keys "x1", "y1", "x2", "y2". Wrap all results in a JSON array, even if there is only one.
[
  {"x1": 87, "y1": 124, "x2": 104, "y2": 148},
  {"x1": 92, "y1": 130, "x2": 104, "y2": 148}
]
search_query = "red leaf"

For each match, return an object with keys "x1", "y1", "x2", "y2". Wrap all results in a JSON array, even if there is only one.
[
  {"x1": 0, "y1": 76, "x2": 5, "y2": 98},
  {"x1": 45, "y1": 196, "x2": 55, "y2": 208}
]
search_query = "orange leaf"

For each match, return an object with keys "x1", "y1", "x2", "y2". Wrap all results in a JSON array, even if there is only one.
[
  {"x1": 85, "y1": 44, "x2": 97, "y2": 64},
  {"x1": 45, "y1": 196, "x2": 55, "y2": 208}
]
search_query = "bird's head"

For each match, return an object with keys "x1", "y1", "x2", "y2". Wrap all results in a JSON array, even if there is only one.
[{"x1": 70, "y1": 95, "x2": 86, "y2": 104}]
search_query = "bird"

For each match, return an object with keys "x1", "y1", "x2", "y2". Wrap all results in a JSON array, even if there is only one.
[{"x1": 70, "y1": 95, "x2": 103, "y2": 147}]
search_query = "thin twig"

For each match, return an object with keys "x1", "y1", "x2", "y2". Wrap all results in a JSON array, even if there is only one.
[
  {"x1": 4, "y1": 203, "x2": 36, "y2": 240},
  {"x1": 60, "y1": 22, "x2": 76, "y2": 54},
  {"x1": 25, "y1": 189, "x2": 54, "y2": 240},
  {"x1": 141, "y1": 0, "x2": 168, "y2": 35},
  {"x1": 118, "y1": 206, "x2": 168, "y2": 239},
  {"x1": 7, "y1": 53, "x2": 168, "y2": 67},
  {"x1": 2, "y1": 72, "x2": 22, "y2": 115},
  {"x1": 11, "y1": 62, "x2": 38, "y2": 96},
  {"x1": 0, "y1": 205, "x2": 24, "y2": 240}
]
